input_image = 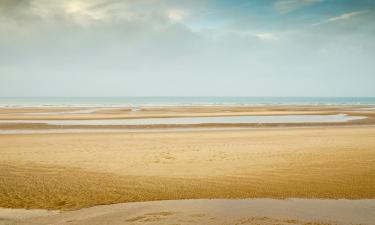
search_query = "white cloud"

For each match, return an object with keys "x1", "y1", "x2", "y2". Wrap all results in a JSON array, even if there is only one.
[
  {"x1": 63, "y1": 1, "x2": 109, "y2": 25},
  {"x1": 0, "y1": 0, "x2": 142, "y2": 26},
  {"x1": 312, "y1": 10, "x2": 367, "y2": 26},
  {"x1": 255, "y1": 33, "x2": 278, "y2": 41},
  {"x1": 1, "y1": 0, "x2": 375, "y2": 97},
  {"x1": 275, "y1": 0, "x2": 323, "y2": 14},
  {"x1": 167, "y1": 9, "x2": 187, "y2": 22}
]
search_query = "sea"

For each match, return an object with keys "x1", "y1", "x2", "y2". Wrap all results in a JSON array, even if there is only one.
[{"x1": 0, "y1": 97, "x2": 374, "y2": 107}]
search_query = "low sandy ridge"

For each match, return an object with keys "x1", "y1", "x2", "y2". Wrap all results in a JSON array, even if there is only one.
[{"x1": 1, "y1": 199, "x2": 375, "y2": 225}]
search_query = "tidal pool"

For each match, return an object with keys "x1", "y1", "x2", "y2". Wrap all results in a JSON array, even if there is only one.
[{"x1": 0, "y1": 114, "x2": 366, "y2": 126}]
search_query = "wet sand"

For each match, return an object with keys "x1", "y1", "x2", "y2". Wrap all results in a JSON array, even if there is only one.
[
  {"x1": 2, "y1": 199, "x2": 375, "y2": 225},
  {"x1": 0, "y1": 105, "x2": 374, "y2": 131},
  {"x1": 0, "y1": 105, "x2": 374, "y2": 121}
]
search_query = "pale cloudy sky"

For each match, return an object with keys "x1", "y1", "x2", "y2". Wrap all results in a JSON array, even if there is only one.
[{"x1": 0, "y1": 0, "x2": 374, "y2": 97}]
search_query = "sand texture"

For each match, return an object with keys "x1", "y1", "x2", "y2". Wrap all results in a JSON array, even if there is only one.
[
  {"x1": 1, "y1": 126, "x2": 375, "y2": 210},
  {"x1": 1, "y1": 106, "x2": 375, "y2": 225},
  {"x1": 1, "y1": 199, "x2": 375, "y2": 225}
]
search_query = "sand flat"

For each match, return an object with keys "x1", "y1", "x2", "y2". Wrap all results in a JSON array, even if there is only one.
[
  {"x1": 1, "y1": 126, "x2": 375, "y2": 210},
  {"x1": 0, "y1": 106, "x2": 374, "y2": 132},
  {"x1": 0, "y1": 106, "x2": 374, "y2": 225},
  {"x1": 0, "y1": 105, "x2": 372, "y2": 121},
  {"x1": 2, "y1": 199, "x2": 375, "y2": 225}
]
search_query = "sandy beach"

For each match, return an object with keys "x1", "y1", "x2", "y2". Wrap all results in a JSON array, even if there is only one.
[
  {"x1": 2, "y1": 199, "x2": 375, "y2": 225},
  {"x1": 1, "y1": 106, "x2": 375, "y2": 224},
  {"x1": 3, "y1": 0, "x2": 375, "y2": 222}
]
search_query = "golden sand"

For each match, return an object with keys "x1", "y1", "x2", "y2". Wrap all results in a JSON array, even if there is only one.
[{"x1": 1, "y1": 126, "x2": 375, "y2": 210}]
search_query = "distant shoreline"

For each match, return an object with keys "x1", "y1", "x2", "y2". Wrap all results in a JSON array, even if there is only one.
[{"x1": 0, "y1": 105, "x2": 374, "y2": 132}]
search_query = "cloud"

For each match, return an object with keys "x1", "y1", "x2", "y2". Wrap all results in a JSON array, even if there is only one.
[
  {"x1": 167, "y1": 9, "x2": 188, "y2": 22},
  {"x1": 0, "y1": 0, "x2": 374, "y2": 97},
  {"x1": 274, "y1": 0, "x2": 323, "y2": 14},
  {"x1": 0, "y1": 0, "x2": 157, "y2": 26},
  {"x1": 255, "y1": 33, "x2": 278, "y2": 41},
  {"x1": 312, "y1": 10, "x2": 367, "y2": 26}
]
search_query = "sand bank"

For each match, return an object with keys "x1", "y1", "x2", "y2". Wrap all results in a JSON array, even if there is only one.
[
  {"x1": 1, "y1": 199, "x2": 375, "y2": 225},
  {"x1": 1, "y1": 106, "x2": 374, "y2": 225},
  {"x1": 0, "y1": 106, "x2": 374, "y2": 132},
  {"x1": 1, "y1": 126, "x2": 374, "y2": 210}
]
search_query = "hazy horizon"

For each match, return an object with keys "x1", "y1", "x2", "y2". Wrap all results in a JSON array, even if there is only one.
[
  {"x1": 1, "y1": 96, "x2": 375, "y2": 107},
  {"x1": 1, "y1": 0, "x2": 375, "y2": 97},
  {"x1": 1, "y1": 96, "x2": 375, "y2": 98},
  {"x1": 4, "y1": 96, "x2": 375, "y2": 99}
]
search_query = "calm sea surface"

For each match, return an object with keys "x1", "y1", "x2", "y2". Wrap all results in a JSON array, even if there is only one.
[{"x1": 0, "y1": 97, "x2": 374, "y2": 107}]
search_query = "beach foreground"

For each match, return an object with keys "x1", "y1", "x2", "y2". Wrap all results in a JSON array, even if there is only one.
[
  {"x1": 2, "y1": 199, "x2": 375, "y2": 225},
  {"x1": 0, "y1": 106, "x2": 375, "y2": 224},
  {"x1": 1, "y1": 127, "x2": 375, "y2": 210}
]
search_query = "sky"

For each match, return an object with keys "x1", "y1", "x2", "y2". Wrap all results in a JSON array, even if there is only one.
[{"x1": 0, "y1": 0, "x2": 374, "y2": 97}]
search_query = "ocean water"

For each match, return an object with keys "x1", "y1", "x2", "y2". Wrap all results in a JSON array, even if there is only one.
[{"x1": 0, "y1": 97, "x2": 374, "y2": 107}]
